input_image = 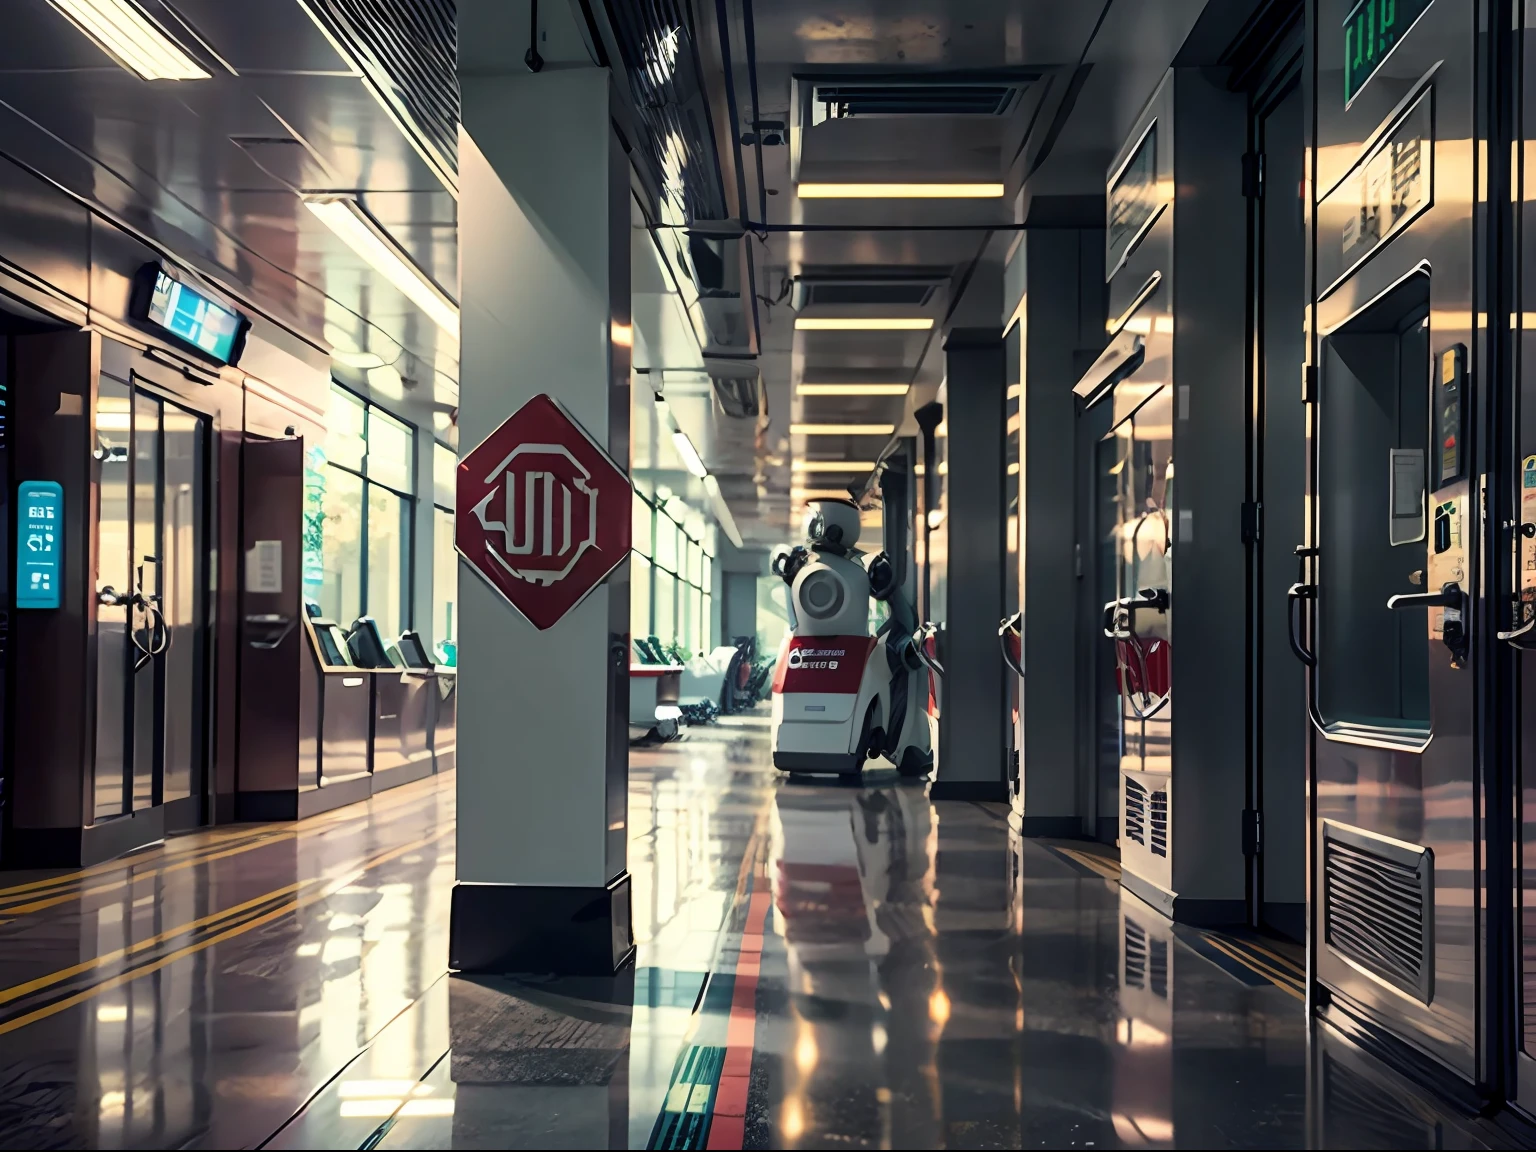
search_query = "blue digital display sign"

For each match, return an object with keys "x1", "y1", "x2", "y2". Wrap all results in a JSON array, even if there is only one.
[
  {"x1": 17, "y1": 480, "x2": 62, "y2": 610},
  {"x1": 140, "y1": 266, "x2": 247, "y2": 365}
]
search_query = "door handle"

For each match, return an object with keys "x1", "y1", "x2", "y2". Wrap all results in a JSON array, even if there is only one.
[
  {"x1": 1287, "y1": 583, "x2": 1317, "y2": 667},
  {"x1": 1101, "y1": 588, "x2": 1169, "y2": 639},
  {"x1": 1498, "y1": 614, "x2": 1536, "y2": 650},
  {"x1": 1388, "y1": 581, "x2": 1468, "y2": 668},
  {"x1": 997, "y1": 613, "x2": 1024, "y2": 678}
]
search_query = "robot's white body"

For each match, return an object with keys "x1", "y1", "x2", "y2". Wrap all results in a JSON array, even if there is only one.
[{"x1": 770, "y1": 501, "x2": 937, "y2": 777}]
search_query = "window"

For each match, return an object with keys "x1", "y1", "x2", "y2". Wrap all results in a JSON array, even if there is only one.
[
  {"x1": 434, "y1": 506, "x2": 456, "y2": 659},
  {"x1": 308, "y1": 384, "x2": 416, "y2": 635},
  {"x1": 630, "y1": 491, "x2": 714, "y2": 657}
]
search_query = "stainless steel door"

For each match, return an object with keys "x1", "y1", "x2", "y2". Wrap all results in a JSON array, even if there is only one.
[{"x1": 1306, "y1": 0, "x2": 1482, "y2": 1079}]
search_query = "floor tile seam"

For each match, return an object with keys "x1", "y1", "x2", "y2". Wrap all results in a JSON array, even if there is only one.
[{"x1": 256, "y1": 979, "x2": 453, "y2": 1151}]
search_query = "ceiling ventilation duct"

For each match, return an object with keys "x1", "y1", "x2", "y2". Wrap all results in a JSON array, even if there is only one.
[
  {"x1": 687, "y1": 223, "x2": 757, "y2": 357},
  {"x1": 704, "y1": 358, "x2": 765, "y2": 419},
  {"x1": 792, "y1": 269, "x2": 948, "y2": 310},
  {"x1": 299, "y1": 0, "x2": 458, "y2": 191},
  {"x1": 803, "y1": 72, "x2": 1037, "y2": 126}
]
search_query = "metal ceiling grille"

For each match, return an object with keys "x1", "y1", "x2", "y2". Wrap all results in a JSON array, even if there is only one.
[
  {"x1": 812, "y1": 82, "x2": 1021, "y2": 119},
  {"x1": 304, "y1": 0, "x2": 458, "y2": 187},
  {"x1": 1323, "y1": 824, "x2": 1433, "y2": 1003},
  {"x1": 797, "y1": 281, "x2": 939, "y2": 307}
]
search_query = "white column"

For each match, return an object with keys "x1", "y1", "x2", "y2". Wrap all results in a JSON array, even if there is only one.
[{"x1": 451, "y1": 53, "x2": 632, "y2": 973}]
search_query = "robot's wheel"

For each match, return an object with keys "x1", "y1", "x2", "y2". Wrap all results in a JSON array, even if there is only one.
[{"x1": 895, "y1": 746, "x2": 933, "y2": 779}]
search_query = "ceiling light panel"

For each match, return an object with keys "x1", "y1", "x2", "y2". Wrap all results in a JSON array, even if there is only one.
[
  {"x1": 798, "y1": 384, "x2": 910, "y2": 396},
  {"x1": 790, "y1": 424, "x2": 895, "y2": 436},
  {"x1": 797, "y1": 183, "x2": 1004, "y2": 199},
  {"x1": 794, "y1": 318, "x2": 933, "y2": 331},
  {"x1": 305, "y1": 197, "x2": 459, "y2": 335},
  {"x1": 794, "y1": 460, "x2": 877, "y2": 473},
  {"x1": 48, "y1": 0, "x2": 210, "y2": 80}
]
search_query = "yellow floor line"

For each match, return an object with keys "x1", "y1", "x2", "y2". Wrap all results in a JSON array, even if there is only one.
[
  {"x1": 0, "y1": 880, "x2": 311, "y2": 1007},
  {"x1": 0, "y1": 825, "x2": 453, "y2": 1037},
  {"x1": 1201, "y1": 935, "x2": 1304, "y2": 1000},
  {"x1": 0, "y1": 771, "x2": 454, "y2": 903},
  {"x1": 1056, "y1": 847, "x2": 1122, "y2": 882}
]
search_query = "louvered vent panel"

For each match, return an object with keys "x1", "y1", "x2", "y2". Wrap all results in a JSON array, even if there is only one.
[
  {"x1": 805, "y1": 282, "x2": 936, "y2": 307},
  {"x1": 307, "y1": 0, "x2": 458, "y2": 183},
  {"x1": 1320, "y1": 1051, "x2": 1439, "y2": 1149},
  {"x1": 1149, "y1": 937, "x2": 1169, "y2": 999},
  {"x1": 813, "y1": 83, "x2": 1019, "y2": 117},
  {"x1": 1124, "y1": 776, "x2": 1148, "y2": 846},
  {"x1": 1323, "y1": 825, "x2": 1433, "y2": 1003},
  {"x1": 1124, "y1": 918, "x2": 1148, "y2": 990},
  {"x1": 1149, "y1": 790, "x2": 1168, "y2": 857}
]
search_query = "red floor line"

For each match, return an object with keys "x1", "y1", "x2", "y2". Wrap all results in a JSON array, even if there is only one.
[{"x1": 706, "y1": 887, "x2": 771, "y2": 1151}]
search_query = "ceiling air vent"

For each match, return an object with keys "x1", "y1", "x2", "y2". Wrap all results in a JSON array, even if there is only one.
[
  {"x1": 811, "y1": 82, "x2": 1022, "y2": 122},
  {"x1": 1323, "y1": 822, "x2": 1434, "y2": 1003},
  {"x1": 793, "y1": 273, "x2": 945, "y2": 310}
]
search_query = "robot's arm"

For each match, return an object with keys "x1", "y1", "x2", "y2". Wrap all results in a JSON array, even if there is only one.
[{"x1": 771, "y1": 545, "x2": 810, "y2": 586}]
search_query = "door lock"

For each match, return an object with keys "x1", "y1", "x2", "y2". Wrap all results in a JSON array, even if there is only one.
[{"x1": 1387, "y1": 581, "x2": 1468, "y2": 667}]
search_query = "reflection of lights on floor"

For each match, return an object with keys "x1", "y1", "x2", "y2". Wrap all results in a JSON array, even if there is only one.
[
  {"x1": 1116, "y1": 1017, "x2": 1169, "y2": 1048},
  {"x1": 337, "y1": 1081, "x2": 451, "y2": 1120},
  {"x1": 871, "y1": 1023, "x2": 887, "y2": 1054},
  {"x1": 99, "y1": 1091, "x2": 125, "y2": 1114},
  {"x1": 1015, "y1": 1007, "x2": 1024, "y2": 1030},
  {"x1": 96, "y1": 1004, "x2": 128, "y2": 1023},
  {"x1": 795, "y1": 1030, "x2": 819, "y2": 1073},
  {"x1": 1113, "y1": 1112, "x2": 1173, "y2": 1143},
  {"x1": 296, "y1": 942, "x2": 322, "y2": 957},
  {"x1": 928, "y1": 988, "x2": 951, "y2": 1027},
  {"x1": 782, "y1": 1097, "x2": 805, "y2": 1141}
]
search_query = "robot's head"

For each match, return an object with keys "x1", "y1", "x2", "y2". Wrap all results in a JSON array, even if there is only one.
[{"x1": 802, "y1": 499, "x2": 862, "y2": 552}]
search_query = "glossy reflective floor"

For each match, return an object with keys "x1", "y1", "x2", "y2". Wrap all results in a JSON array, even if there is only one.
[{"x1": 0, "y1": 712, "x2": 1499, "y2": 1149}]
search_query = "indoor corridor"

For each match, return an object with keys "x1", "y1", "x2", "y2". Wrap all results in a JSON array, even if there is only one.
[{"x1": 0, "y1": 716, "x2": 1489, "y2": 1150}]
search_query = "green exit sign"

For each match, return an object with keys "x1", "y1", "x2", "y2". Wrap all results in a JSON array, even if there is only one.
[{"x1": 1344, "y1": 0, "x2": 1432, "y2": 105}]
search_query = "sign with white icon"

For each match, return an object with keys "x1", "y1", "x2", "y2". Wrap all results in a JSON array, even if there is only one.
[{"x1": 17, "y1": 480, "x2": 62, "y2": 609}]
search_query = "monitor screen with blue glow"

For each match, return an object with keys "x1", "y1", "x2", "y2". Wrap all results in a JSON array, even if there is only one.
[{"x1": 144, "y1": 269, "x2": 244, "y2": 364}]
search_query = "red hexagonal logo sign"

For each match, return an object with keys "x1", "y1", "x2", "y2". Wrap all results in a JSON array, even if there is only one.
[{"x1": 456, "y1": 394, "x2": 631, "y2": 630}]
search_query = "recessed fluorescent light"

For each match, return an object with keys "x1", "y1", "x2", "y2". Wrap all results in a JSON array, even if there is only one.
[
  {"x1": 672, "y1": 430, "x2": 708, "y2": 479},
  {"x1": 794, "y1": 460, "x2": 877, "y2": 473},
  {"x1": 798, "y1": 183, "x2": 1005, "y2": 199},
  {"x1": 795, "y1": 317, "x2": 933, "y2": 331},
  {"x1": 704, "y1": 474, "x2": 743, "y2": 548},
  {"x1": 304, "y1": 197, "x2": 459, "y2": 334},
  {"x1": 798, "y1": 383, "x2": 910, "y2": 397},
  {"x1": 1008, "y1": 461, "x2": 1020, "y2": 475},
  {"x1": 790, "y1": 423, "x2": 895, "y2": 436},
  {"x1": 48, "y1": 0, "x2": 211, "y2": 80}
]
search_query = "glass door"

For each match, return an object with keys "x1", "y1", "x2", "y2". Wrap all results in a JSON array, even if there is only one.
[{"x1": 93, "y1": 379, "x2": 209, "y2": 829}]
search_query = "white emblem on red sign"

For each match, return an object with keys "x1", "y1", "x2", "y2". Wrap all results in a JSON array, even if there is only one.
[{"x1": 470, "y1": 444, "x2": 598, "y2": 585}]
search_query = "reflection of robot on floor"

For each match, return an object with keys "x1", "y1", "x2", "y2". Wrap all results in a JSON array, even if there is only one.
[{"x1": 769, "y1": 500, "x2": 940, "y2": 777}]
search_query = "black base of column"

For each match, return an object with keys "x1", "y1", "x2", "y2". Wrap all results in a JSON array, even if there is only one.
[
  {"x1": 450, "y1": 873, "x2": 635, "y2": 975},
  {"x1": 928, "y1": 779, "x2": 1008, "y2": 802}
]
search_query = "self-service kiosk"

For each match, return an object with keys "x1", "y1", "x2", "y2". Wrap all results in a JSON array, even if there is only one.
[{"x1": 1074, "y1": 70, "x2": 1249, "y2": 922}]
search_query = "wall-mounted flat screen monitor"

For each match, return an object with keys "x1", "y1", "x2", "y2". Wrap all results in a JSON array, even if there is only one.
[{"x1": 131, "y1": 263, "x2": 250, "y2": 367}]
